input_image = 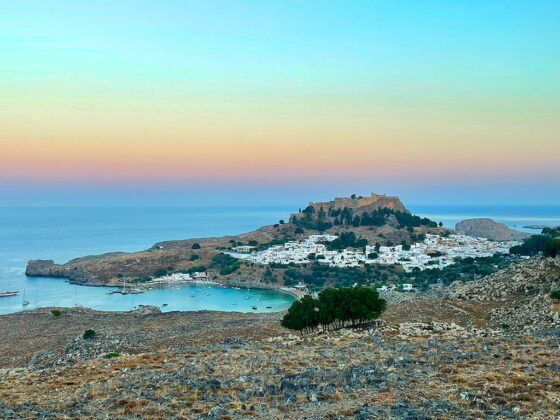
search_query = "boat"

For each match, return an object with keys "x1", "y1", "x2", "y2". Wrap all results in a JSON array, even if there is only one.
[
  {"x1": 22, "y1": 289, "x2": 30, "y2": 306},
  {"x1": 191, "y1": 293, "x2": 196, "y2": 297},
  {"x1": 244, "y1": 296, "x2": 250, "y2": 300},
  {"x1": 251, "y1": 305, "x2": 257, "y2": 310},
  {"x1": 266, "y1": 306, "x2": 272, "y2": 309},
  {"x1": 0, "y1": 291, "x2": 19, "y2": 297},
  {"x1": 162, "y1": 303, "x2": 168, "y2": 307}
]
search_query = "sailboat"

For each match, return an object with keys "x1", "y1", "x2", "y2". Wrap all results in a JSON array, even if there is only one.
[{"x1": 22, "y1": 289, "x2": 29, "y2": 306}]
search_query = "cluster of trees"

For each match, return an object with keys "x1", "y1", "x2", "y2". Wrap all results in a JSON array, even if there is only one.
[
  {"x1": 293, "y1": 205, "x2": 438, "y2": 232},
  {"x1": 327, "y1": 231, "x2": 368, "y2": 250},
  {"x1": 510, "y1": 227, "x2": 560, "y2": 256},
  {"x1": 281, "y1": 287, "x2": 386, "y2": 334},
  {"x1": 153, "y1": 266, "x2": 174, "y2": 277},
  {"x1": 283, "y1": 263, "x2": 371, "y2": 288},
  {"x1": 330, "y1": 207, "x2": 437, "y2": 229},
  {"x1": 262, "y1": 267, "x2": 277, "y2": 283},
  {"x1": 211, "y1": 253, "x2": 241, "y2": 275},
  {"x1": 400, "y1": 255, "x2": 511, "y2": 287},
  {"x1": 292, "y1": 207, "x2": 333, "y2": 232}
]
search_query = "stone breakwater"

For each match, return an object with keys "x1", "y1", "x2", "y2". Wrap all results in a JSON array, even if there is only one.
[{"x1": 1, "y1": 324, "x2": 559, "y2": 419}]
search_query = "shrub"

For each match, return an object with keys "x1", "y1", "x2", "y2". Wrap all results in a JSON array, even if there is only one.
[
  {"x1": 191, "y1": 243, "x2": 201, "y2": 249},
  {"x1": 102, "y1": 352, "x2": 120, "y2": 359},
  {"x1": 83, "y1": 329, "x2": 96, "y2": 340},
  {"x1": 189, "y1": 254, "x2": 200, "y2": 261},
  {"x1": 51, "y1": 309, "x2": 62, "y2": 317},
  {"x1": 550, "y1": 290, "x2": 560, "y2": 300}
]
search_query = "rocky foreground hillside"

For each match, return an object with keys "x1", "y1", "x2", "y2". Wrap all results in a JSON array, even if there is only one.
[{"x1": 2, "y1": 258, "x2": 560, "y2": 419}]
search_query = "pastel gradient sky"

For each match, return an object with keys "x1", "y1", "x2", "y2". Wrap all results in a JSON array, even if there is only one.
[{"x1": 1, "y1": 1, "x2": 559, "y2": 206}]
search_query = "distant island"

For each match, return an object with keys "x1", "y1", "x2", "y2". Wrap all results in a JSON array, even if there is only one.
[
  {"x1": 523, "y1": 224, "x2": 550, "y2": 230},
  {"x1": 455, "y1": 218, "x2": 530, "y2": 241}
]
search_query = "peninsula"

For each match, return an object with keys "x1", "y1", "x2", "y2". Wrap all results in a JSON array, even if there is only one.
[{"x1": 25, "y1": 193, "x2": 445, "y2": 288}]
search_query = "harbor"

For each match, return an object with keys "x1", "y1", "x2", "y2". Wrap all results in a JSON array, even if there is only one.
[{"x1": 0, "y1": 276, "x2": 295, "y2": 315}]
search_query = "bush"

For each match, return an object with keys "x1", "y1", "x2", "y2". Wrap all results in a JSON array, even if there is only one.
[
  {"x1": 191, "y1": 243, "x2": 201, "y2": 249},
  {"x1": 189, "y1": 254, "x2": 200, "y2": 261},
  {"x1": 102, "y1": 352, "x2": 120, "y2": 359},
  {"x1": 83, "y1": 329, "x2": 96, "y2": 340},
  {"x1": 51, "y1": 309, "x2": 62, "y2": 317},
  {"x1": 550, "y1": 290, "x2": 560, "y2": 300}
]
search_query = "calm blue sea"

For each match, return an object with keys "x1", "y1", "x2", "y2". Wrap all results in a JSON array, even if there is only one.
[{"x1": 1, "y1": 205, "x2": 559, "y2": 315}]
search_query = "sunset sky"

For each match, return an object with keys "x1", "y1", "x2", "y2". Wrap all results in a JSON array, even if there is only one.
[{"x1": 1, "y1": 1, "x2": 559, "y2": 206}]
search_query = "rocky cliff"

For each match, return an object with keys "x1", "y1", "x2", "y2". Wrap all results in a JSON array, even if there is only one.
[{"x1": 455, "y1": 218, "x2": 530, "y2": 241}]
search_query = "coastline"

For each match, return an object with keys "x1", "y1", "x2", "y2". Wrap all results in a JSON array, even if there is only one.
[{"x1": 3, "y1": 274, "x2": 297, "y2": 316}]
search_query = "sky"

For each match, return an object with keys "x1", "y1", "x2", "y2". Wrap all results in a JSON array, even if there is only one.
[{"x1": 1, "y1": 1, "x2": 559, "y2": 206}]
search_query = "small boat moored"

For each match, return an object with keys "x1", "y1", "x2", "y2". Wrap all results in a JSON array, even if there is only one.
[{"x1": 0, "y1": 291, "x2": 19, "y2": 297}]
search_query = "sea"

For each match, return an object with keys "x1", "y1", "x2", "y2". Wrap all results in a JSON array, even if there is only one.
[{"x1": 1, "y1": 205, "x2": 559, "y2": 315}]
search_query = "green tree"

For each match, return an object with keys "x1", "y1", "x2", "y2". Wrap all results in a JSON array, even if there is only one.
[
  {"x1": 281, "y1": 295, "x2": 320, "y2": 334},
  {"x1": 543, "y1": 238, "x2": 560, "y2": 258},
  {"x1": 191, "y1": 243, "x2": 201, "y2": 249},
  {"x1": 282, "y1": 287, "x2": 386, "y2": 334},
  {"x1": 153, "y1": 267, "x2": 168, "y2": 277}
]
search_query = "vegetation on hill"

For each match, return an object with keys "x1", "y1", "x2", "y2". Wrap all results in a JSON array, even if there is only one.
[
  {"x1": 281, "y1": 287, "x2": 386, "y2": 334},
  {"x1": 211, "y1": 253, "x2": 241, "y2": 275},
  {"x1": 326, "y1": 231, "x2": 368, "y2": 250},
  {"x1": 510, "y1": 227, "x2": 560, "y2": 256},
  {"x1": 400, "y1": 255, "x2": 512, "y2": 288},
  {"x1": 277, "y1": 254, "x2": 511, "y2": 291},
  {"x1": 292, "y1": 206, "x2": 438, "y2": 231}
]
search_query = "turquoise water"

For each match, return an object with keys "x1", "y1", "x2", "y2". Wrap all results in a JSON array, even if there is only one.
[
  {"x1": 0, "y1": 206, "x2": 295, "y2": 315},
  {"x1": 1, "y1": 204, "x2": 558, "y2": 315}
]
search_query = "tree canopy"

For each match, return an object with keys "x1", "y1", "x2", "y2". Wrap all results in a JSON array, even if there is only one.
[{"x1": 281, "y1": 287, "x2": 386, "y2": 334}]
